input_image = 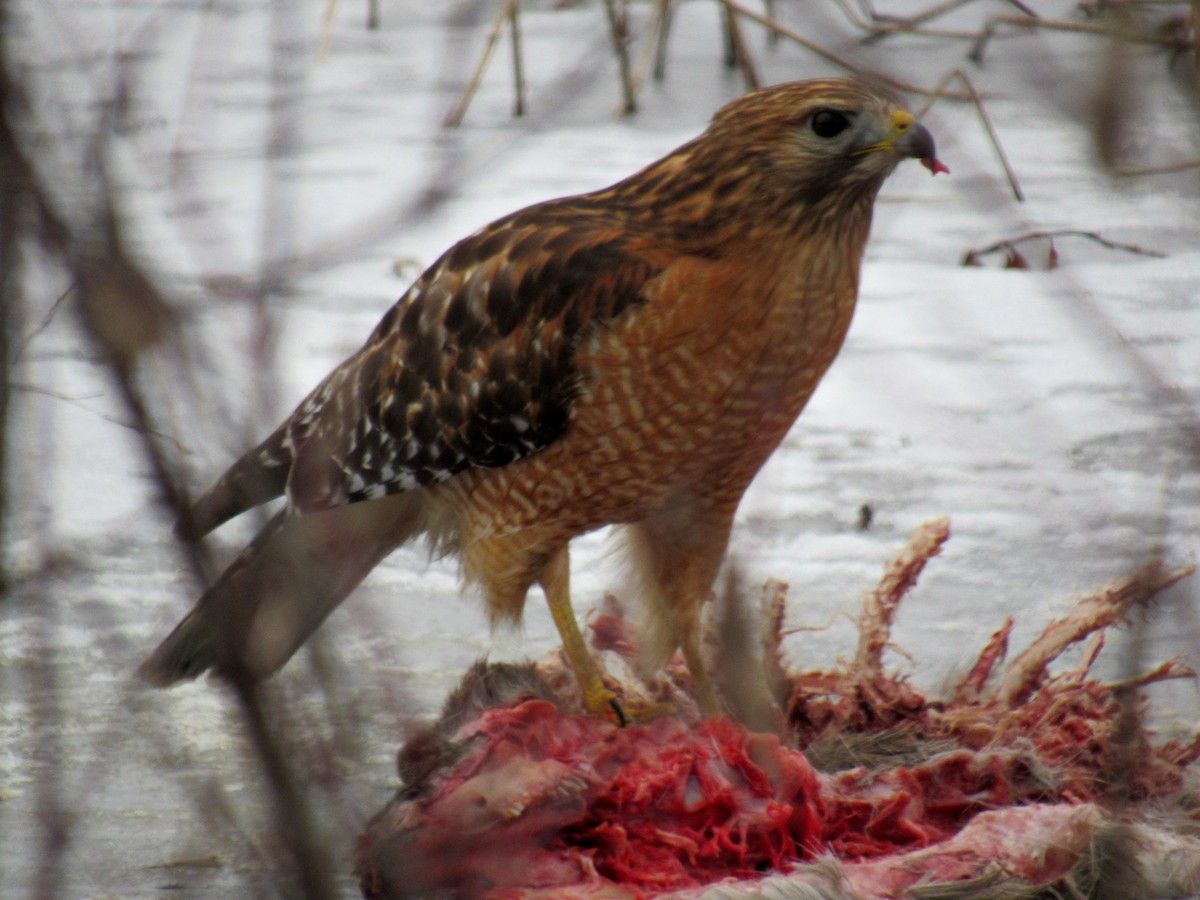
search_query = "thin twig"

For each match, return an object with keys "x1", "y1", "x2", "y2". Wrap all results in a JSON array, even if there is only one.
[
  {"x1": 0, "y1": 0, "x2": 21, "y2": 651},
  {"x1": 604, "y1": 0, "x2": 638, "y2": 115},
  {"x1": 444, "y1": 0, "x2": 519, "y2": 128},
  {"x1": 836, "y1": 0, "x2": 979, "y2": 44},
  {"x1": 1116, "y1": 158, "x2": 1200, "y2": 176},
  {"x1": 319, "y1": 0, "x2": 337, "y2": 60},
  {"x1": 917, "y1": 68, "x2": 1025, "y2": 201},
  {"x1": 963, "y1": 229, "x2": 1167, "y2": 262},
  {"x1": 232, "y1": 677, "x2": 338, "y2": 900},
  {"x1": 764, "y1": 0, "x2": 778, "y2": 46},
  {"x1": 626, "y1": 0, "x2": 670, "y2": 91},
  {"x1": 1078, "y1": 0, "x2": 1196, "y2": 11},
  {"x1": 856, "y1": 0, "x2": 981, "y2": 44},
  {"x1": 258, "y1": 0, "x2": 306, "y2": 436},
  {"x1": 862, "y1": 0, "x2": 974, "y2": 29},
  {"x1": 10, "y1": 382, "x2": 189, "y2": 451},
  {"x1": 718, "y1": 0, "x2": 761, "y2": 90},
  {"x1": 722, "y1": 0, "x2": 973, "y2": 100},
  {"x1": 650, "y1": 0, "x2": 673, "y2": 82},
  {"x1": 970, "y1": 14, "x2": 1190, "y2": 64},
  {"x1": 852, "y1": 0, "x2": 1038, "y2": 39},
  {"x1": 0, "y1": 234, "x2": 10, "y2": 599},
  {"x1": 319, "y1": 0, "x2": 382, "y2": 48},
  {"x1": 13, "y1": 286, "x2": 71, "y2": 360},
  {"x1": 510, "y1": 0, "x2": 527, "y2": 117}
]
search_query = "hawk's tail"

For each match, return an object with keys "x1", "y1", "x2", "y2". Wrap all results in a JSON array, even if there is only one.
[{"x1": 140, "y1": 493, "x2": 425, "y2": 687}]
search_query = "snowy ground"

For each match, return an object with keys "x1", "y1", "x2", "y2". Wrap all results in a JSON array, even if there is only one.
[{"x1": 2, "y1": 0, "x2": 1198, "y2": 896}]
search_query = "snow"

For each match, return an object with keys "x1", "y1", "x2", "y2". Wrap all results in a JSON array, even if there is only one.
[{"x1": 2, "y1": 0, "x2": 1198, "y2": 895}]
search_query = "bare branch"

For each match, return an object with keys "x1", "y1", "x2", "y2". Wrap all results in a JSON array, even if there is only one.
[
  {"x1": 917, "y1": 68, "x2": 1025, "y2": 201},
  {"x1": 971, "y1": 13, "x2": 1191, "y2": 64},
  {"x1": 722, "y1": 0, "x2": 974, "y2": 100},
  {"x1": 444, "y1": 0, "x2": 520, "y2": 128},
  {"x1": 604, "y1": 0, "x2": 637, "y2": 115},
  {"x1": 962, "y1": 229, "x2": 1167, "y2": 265}
]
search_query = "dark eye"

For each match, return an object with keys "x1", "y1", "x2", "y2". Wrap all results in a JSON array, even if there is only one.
[{"x1": 811, "y1": 109, "x2": 850, "y2": 138}]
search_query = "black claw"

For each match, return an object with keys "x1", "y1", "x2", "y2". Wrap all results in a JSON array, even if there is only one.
[{"x1": 609, "y1": 698, "x2": 627, "y2": 728}]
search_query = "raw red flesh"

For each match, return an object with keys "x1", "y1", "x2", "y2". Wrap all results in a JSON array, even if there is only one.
[
  {"x1": 361, "y1": 702, "x2": 826, "y2": 897},
  {"x1": 357, "y1": 523, "x2": 1198, "y2": 899}
]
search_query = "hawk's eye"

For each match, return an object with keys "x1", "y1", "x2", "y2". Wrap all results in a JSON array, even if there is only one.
[{"x1": 811, "y1": 109, "x2": 850, "y2": 138}]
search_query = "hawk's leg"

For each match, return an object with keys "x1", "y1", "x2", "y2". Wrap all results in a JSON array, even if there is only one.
[
  {"x1": 679, "y1": 623, "x2": 718, "y2": 716},
  {"x1": 539, "y1": 546, "x2": 622, "y2": 722},
  {"x1": 627, "y1": 507, "x2": 733, "y2": 716}
]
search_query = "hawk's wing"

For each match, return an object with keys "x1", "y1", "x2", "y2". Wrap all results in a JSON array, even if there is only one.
[{"x1": 188, "y1": 204, "x2": 663, "y2": 537}]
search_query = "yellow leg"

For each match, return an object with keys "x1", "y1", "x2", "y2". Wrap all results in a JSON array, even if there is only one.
[{"x1": 539, "y1": 547, "x2": 621, "y2": 722}]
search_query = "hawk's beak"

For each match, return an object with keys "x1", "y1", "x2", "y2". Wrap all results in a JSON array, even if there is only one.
[
  {"x1": 856, "y1": 109, "x2": 948, "y2": 175},
  {"x1": 888, "y1": 111, "x2": 935, "y2": 161}
]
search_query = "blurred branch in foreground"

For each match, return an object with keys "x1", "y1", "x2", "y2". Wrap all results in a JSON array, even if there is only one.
[
  {"x1": 0, "y1": 4, "x2": 343, "y2": 894},
  {"x1": 0, "y1": 13, "x2": 16, "y2": 599}
]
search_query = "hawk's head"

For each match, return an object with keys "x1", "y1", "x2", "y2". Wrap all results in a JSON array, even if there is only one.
[
  {"x1": 705, "y1": 77, "x2": 945, "y2": 205},
  {"x1": 609, "y1": 78, "x2": 944, "y2": 250}
]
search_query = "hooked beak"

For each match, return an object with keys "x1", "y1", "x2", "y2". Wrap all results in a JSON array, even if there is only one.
[{"x1": 858, "y1": 109, "x2": 949, "y2": 176}]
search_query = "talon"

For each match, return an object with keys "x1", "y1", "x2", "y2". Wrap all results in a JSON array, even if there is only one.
[{"x1": 608, "y1": 698, "x2": 627, "y2": 728}]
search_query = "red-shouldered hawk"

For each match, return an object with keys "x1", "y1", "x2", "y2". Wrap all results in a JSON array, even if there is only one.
[{"x1": 141, "y1": 77, "x2": 943, "y2": 720}]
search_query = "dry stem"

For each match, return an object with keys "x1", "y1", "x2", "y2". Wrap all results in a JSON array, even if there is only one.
[
  {"x1": 970, "y1": 13, "x2": 1192, "y2": 63},
  {"x1": 604, "y1": 0, "x2": 638, "y2": 115},
  {"x1": 962, "y1": 229, "x2": 1167, "y2": 265},
  {"x1": 444, "y1": 0, "x2": 520, "y2": 128},
  {"x1": 723, "y1": 0, "x2": 973, "y2": 100},
  {"x1": 917, "y1": 68, "x2": 1025, "y2": 201}
]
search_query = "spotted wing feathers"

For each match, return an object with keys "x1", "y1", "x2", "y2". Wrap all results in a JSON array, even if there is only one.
[{"x1": 188, "y1": 208, "x2": 660, "y2": 535}]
